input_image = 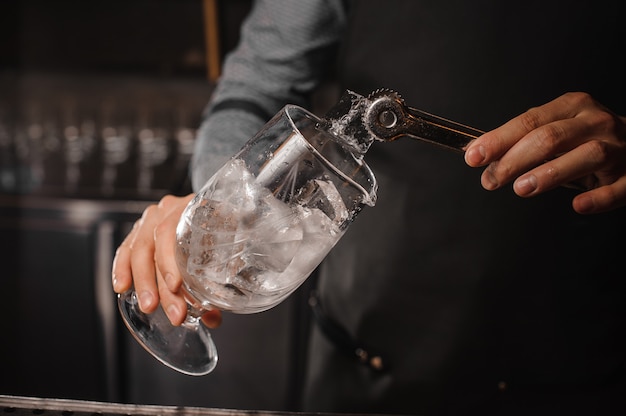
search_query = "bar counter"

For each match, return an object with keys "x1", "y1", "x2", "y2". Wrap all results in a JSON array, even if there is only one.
[{"x1": 0, "y1": 395, "x2": 379, "y2": 416}]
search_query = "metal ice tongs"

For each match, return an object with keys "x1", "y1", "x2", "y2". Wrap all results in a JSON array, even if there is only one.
[{"x1": 323, "y1": 89, "x2": 485, "y2": 154}]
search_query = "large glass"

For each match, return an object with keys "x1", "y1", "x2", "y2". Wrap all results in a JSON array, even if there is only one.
[{"x1": 118, "y1": 104, "x2": 377, "y2": 375}]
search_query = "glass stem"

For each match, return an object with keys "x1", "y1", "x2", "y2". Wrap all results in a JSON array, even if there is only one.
[{"x1": 181, "y1": 301, "x2": 206, "y2": 329}]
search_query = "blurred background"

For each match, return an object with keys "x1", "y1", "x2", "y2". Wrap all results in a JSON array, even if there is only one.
[{"x1": 0, "y1": 0, "x2": 313, "y2": 411}]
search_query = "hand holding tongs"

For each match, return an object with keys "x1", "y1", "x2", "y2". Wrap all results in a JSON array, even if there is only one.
[
  {"x1": 323, "y1": 89, "x2": 588, "y2": 191},
  {"x1": 322, "y1": 89, "x2": 484, "y2": 154}
]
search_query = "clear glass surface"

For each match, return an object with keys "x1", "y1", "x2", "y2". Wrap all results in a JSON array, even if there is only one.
[{"x1": 118, "y1": 104, "x2": 377, "y2": 375}]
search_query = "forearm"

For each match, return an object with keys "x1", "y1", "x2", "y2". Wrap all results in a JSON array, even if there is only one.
[
  {"x1": 208, "y1": 0, "x2": 347, "y2": 113},
  {"x1": 191, "y1": 0, "x2": 347, "y2": 190},
  {"x1": 191, "y1": 109, "x2": 265, "y2": 191}
]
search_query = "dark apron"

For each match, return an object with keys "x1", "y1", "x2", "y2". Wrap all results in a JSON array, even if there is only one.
[{"x1": 302, "y1": 1, "x2": 626, "y2": 415}]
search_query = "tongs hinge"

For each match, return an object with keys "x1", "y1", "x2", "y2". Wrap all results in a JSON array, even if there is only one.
[{"x1": 323, "y1": 89, "x2": 484, "y2": 154}]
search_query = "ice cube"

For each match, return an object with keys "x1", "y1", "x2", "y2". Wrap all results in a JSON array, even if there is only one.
[
  {"x1": 244, "y1": 223, "x2": 303, "y2": 272},
  {"x1": 240, "y1": 191, "x2": 303, "y2": 273},
  {"x1": 187, "y1": 225, "x2": 245, "y2": 279},
  {"x1": 296, "y1": 179, "x2": 349, "y2": 226},
  {"x1": 204, "y1": 159, "x2": 255, "y2": 204}
]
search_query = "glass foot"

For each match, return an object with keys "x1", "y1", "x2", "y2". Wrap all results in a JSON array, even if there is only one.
[{"x1": 117, "y1": 291, "x2": 218, "y2": 376}]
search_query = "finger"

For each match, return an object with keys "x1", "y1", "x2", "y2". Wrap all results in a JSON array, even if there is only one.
[
  {"x1": 129, "y1": 205, "x2": 161, "y2": 313},
  {"x1": 201, "y1": 309, "x2": 223, "y2": 329},
  {"x1": 573, "y1": 176, "x2": 626, "y2": 214},
  {"x1": 154, "y1": 213, "x2": 183, "y2": 293},
  {"x1": 112, "y1": 222, "x2": 139, "y2": 293},
  {"x1": 466, "y1": 93, "x2": 581, "y2": 167},
  {"x1": 465, "y1": 108, "x2": 560, "y2": 167},
  {"x1": 154, "y1": 194, "x2": 194, "y2": 293},
  {"x1": 155, "y1": 267, "x2": 188, "y2": 326},
  {"x1": 512, "y1": 140, "x2": 603, "y2": 197},
  {"x1": 153, "y1": 194, "x2": 195, "y2": 325},
  {"x1": 483, "y1": 117, "x2": 590, "y2": 191}
]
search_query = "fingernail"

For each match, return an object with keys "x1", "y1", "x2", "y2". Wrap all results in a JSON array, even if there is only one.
[
  {"x1": 482, "y1": 171, "x2": 498, "y2": 190},
  {"x1": 138, "y1": 291, "x2": 155, "y2": 311},
  {"x1": 167, "y1": 304, "x2": 182, "y2": 324},
  {"x1": 112, "y1": 276, "x2": 119, "y2": 292},
  {"x1": 465, "y1": 145, "x2": 486, "y2": 166},
  {"x1": 514, "y1": 175, "x2": 537, "y2": 195},
  {"x1": 575, "y1": 195, "x2": 595, "y2": 213},
  {"x1": 164, "y1": 272, "x2": 176, "y2": 291}
]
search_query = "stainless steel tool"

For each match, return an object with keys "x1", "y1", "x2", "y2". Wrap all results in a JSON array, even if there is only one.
[
  {"x1": 323, "y1": 89, "x2": 589, "y2": 191},
  {"x1": 322, "y1": 89, "x2": 484, "y2": 154}
]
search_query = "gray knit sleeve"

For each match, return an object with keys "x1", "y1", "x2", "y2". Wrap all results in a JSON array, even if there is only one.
[
  {"x1": 190, "y1": 0, "x2": 347, "y2": 191},
  {"x1": 191, "y1": 109, "x2": 265, "y2": 190}
]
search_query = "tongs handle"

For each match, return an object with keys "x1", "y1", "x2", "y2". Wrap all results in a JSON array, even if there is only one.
[
  {"x1": 401, "y1": 107, "x2": 484, "y2": 152},
  {"x1": 364, "y1": 90, "x2": 484, "y2": 152},
  {"x1": 360, "y1": 90, "x2": 588, "y2": 191}
]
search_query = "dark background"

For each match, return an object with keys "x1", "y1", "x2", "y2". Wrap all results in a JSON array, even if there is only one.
[
  {"x1": 0, "y1": 0, "x2": 314, "y2": 412},
  {"x1": 0, "y1": 0, "x2": 249, "y2": 77}
]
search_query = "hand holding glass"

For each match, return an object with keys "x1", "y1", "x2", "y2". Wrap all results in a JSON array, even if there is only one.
[{"x1": 118, "y1": 104, "x2": 377, "y2": 375}]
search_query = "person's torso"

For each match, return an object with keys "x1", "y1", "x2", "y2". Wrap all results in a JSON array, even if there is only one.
[{"x1": 308, "y1": 1, "x2": 626, "y2": 413}]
